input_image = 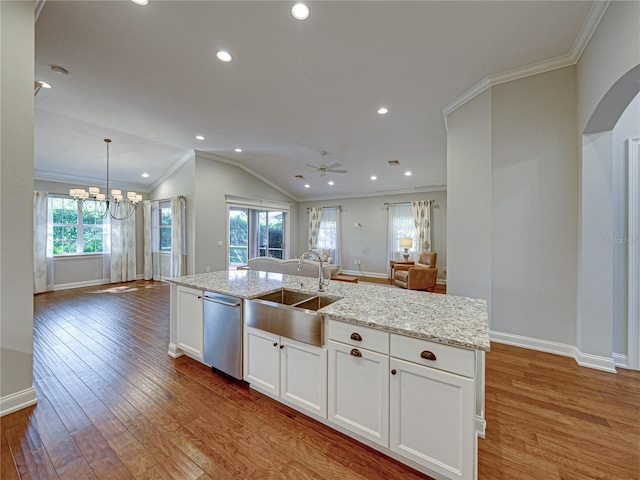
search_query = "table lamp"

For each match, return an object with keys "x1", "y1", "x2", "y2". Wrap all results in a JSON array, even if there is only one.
[{"x1": 399, "y1": 238, "x2": 413, "y2": 260}]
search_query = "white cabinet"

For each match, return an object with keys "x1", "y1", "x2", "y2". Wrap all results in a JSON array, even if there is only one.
[
  {"x1": 389, "y1": 333, "x2": 476, "y2": 479},
  {"x1": 328, "y1": 340, "x2": 390, "y2": 447},
  {"x1": 176, "y1": 286, "x2": 204, "y2": 360},
  {"x1": 390, "y1": 357, "x2": 474, "y2": 480},
  {"x1": 328, "y1": 322, "x2": 390, "y2": 447},
  {"x1": 244, "y1": 326, "x2": 327, "y2": 418}
]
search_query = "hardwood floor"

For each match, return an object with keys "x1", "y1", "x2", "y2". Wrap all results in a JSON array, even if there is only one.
[{"x1": 2, "y1": 280, "x2": 638, "y2": 479}]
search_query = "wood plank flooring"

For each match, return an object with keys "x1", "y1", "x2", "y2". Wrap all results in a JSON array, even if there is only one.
[{"x1": 2, "y1": 280, "x2": 638, "y2": 479}]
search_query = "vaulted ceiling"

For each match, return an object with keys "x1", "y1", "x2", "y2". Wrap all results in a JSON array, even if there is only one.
[{"x1": 35, "y1": 1, "x2": 595, "y2": 201}]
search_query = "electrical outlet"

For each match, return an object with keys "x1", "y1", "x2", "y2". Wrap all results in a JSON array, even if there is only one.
[{"x1": 353, "y1": 260, "x2": 358, "y2": 265}]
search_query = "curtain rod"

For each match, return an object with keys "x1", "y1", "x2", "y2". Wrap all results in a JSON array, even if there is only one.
[
  {"x1": 384, "y1": 200, "x2": 433, "y2": 206},
  {"x1": 306, "y1": 205, "x2": 342, "y2": 212}
]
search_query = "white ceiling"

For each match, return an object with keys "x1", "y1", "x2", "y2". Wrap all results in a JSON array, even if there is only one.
[{"x1": 34, "y1": 1, "x2": 595, "y2": 201}]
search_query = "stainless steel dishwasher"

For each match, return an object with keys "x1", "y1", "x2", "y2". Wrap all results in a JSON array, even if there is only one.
[{"x1": 202, "y1": 291, "x2": 243, "y2": 379}]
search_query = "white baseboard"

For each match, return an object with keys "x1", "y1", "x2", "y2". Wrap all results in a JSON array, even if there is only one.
[
  {"x1": 50, "y1": 278, "x2": 106, "y2": 291},
  {"x1": 49, "y1": 275, "x2": 148, "y2": 291},
  {"x1": 490, "y1": 331, "x2": 617, "y2": 373},
  {"x1": 476, "y1": 415, "x2": 486, "y2": 439},
  {"x1": 167, "y1": 343, "x2": 184, "y2": 358},
  {"x1": 613, "y1": 353, "x2": 629, "y2": 369},
  {"x1": 340, "y1": 269, "x2": 387, "y2": 278},
  {"x1": 0, "y1": 387, "x2": 37, "y2": 417}
]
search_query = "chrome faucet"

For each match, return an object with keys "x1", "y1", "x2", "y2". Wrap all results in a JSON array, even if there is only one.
[{"x1": 298, "y1": 249, "x2": 330, "y2": 292}]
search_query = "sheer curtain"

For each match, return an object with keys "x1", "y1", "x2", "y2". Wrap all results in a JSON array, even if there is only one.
[
  {"x1": 412, "y1": 200, "x2": 431, "y2": 252},
  {"x1": 317, "y1": 207, "x2": 342, "y2": 267},
  {"x1": 308, "y1": 206, "x2": 323, "y2": 249},
  {"x1": 33, "y1": 191, "x2": 49, "y2": 293},
  {"x1": 110, "y1": 204, "x2": 137, "y2": 283},
  {"x1": 387, "y1": 204, "x2": 417, "y2": 272},
  {"x1": 143, "y1": 200, "x2": 161, "y2": 280},
  {"x1": 170, "y1": 196, "x2": 186, "y2": 278}
]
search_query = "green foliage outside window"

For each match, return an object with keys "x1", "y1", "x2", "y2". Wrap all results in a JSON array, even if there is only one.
[{"x1": 51, "y1": 197, "x2": 104, "y2": 255}]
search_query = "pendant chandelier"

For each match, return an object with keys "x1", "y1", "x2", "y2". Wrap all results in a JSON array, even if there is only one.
[{"x1": 69, "y1": 138, "x2": 142, "y2": 221}]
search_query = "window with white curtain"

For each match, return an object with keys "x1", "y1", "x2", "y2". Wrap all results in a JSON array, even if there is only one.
[
  {"x1": 388, "y1": 203, "x2": 417, "y2": 260},
  {"x1": 316, "y1": 207, "x2": 341, "y2": 266}
]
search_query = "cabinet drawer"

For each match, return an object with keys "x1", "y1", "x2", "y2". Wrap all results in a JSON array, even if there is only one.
[
  {"x1": 329, "y1": 320, "x2": 389, "y2": 354},
  {"x1": 390, "y1": 334, "x2": 475, "y2": 378}
]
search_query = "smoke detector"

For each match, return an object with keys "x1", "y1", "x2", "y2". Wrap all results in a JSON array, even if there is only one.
[{"x1": 388, "y1": 160, "x2": 400, "y2": 166}]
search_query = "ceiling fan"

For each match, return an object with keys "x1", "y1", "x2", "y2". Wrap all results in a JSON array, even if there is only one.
[{"x1": 306, "y1": 162, "x2": 348, "y2": 177}]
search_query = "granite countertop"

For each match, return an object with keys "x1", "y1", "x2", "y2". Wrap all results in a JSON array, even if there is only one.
[{"x1": 169, "y1": 270, "x2": 490, "y2": 352}]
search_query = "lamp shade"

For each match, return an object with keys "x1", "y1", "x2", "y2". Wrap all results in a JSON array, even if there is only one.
[{"x1": 399, "y1": 237, "x2": 413, "y2": 249}]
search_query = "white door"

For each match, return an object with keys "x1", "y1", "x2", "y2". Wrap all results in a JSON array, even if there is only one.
[
  {"x1": 280, "y1": 338, "x2": 327, "y2": 418},
  {"x1": 390, "y1": 357, "x2": 475, "y2": 480},
  {"x1": 328, "y1": 340, "x2": 389, "y2": 447},
  {"x1": 244, "y1": 326, "x2": 280, "y2": 395},
  {"x1": 176, "y1": 286, "x2": 204, "y2": 360}
]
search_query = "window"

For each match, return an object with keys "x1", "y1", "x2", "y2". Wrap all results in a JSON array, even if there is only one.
[
  {"x1": 50, "y1": 197, "x2": 105, "y2": 255},
  {"x1": 159, "y1": 202, "x2": 171, "y2": 251},
  {"x1": 388, "y1": 203, "x2": 416, "y2": 259},
  {"x1": 229, "y1": 207, "x2": 286, "y2": 267}
]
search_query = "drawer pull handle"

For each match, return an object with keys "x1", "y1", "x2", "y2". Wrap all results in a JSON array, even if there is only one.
[
  {"x1": 350, "y1": 348, "x2": 362, "y2": 358},
  {"x1": 280, "y1": 344, "x2": 285, "y2": 349},
  {"x1": 420, "y1": 350, "x2": 437, "y2": 361},
  {"x1": 391, "y1": 369, "x2": 397, "y2": 375},
  {"x1": 273, "y1": 342, "x2": 278, "y2": 347},
  {"x1": 350, "y1": 333, "x2": 363, "y2": 341}
]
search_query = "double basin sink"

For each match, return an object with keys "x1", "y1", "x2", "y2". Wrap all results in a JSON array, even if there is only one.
[{"x1": 244, "y1": 288, "x2": 341, "y2": 346}]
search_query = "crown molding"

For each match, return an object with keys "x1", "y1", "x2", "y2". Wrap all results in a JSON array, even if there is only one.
[
  {"x1": 194, "y1": 150, "x2": 299, "y2": 202},
  {"x1": 299, "y1": 185, "x2": 447, "y2": 203},
  {"x1": 34, "y1": 170, "x2": 149, "y2": 193},
  {"x1": 148, "y1": 150, "x2": 196, "y2": 193},
  {"x1": 569, "y1": 0, "x2": 610, "y2": 63},
  {"x1": 442, "y1": 1, "x2": 610, "y2": 121}
]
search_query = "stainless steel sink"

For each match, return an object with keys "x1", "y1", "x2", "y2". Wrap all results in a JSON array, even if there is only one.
[
  {"x1": 254, "y1": 288, "x2": 316, "y2": 306},
  {"x1": 244, "y1": 289, "x2": 341, "y2": 346}
]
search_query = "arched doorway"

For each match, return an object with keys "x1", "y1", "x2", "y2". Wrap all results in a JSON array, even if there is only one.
[{"x1": 580, "y1": 64, "x2": 640, "y2": 371}]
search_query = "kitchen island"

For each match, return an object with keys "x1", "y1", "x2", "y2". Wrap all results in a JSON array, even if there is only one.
[{"x1": 168, "y1": 270, "x2": 489, "y2": 480}]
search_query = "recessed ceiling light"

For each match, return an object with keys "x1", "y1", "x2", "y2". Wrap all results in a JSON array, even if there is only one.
[
  {"x1": 131, "y1": 0, "x2": 148, "y2": 5},
  {"x1": 304, "y1": 184, "x2": 310, "y2": 188},
  {"x1": 49, "y1": 65, "x2": 69, "y2": 75},
  {"x1": 195, "y1": 135, "x2": 204, "y2": 140},
  {"x1": 404, "y1": 171, "x2": 412, "y2": 176},
  {"x1": 37, "y1": 81, "x2": 52, "y2": 89},
  {"x1": 370, "y1": 175, "x2": 377, "y2": 180},
  {"x1": 234, "y1": 148, "x2": 242, "y2": 153},
  {"x1": 328, "y1": 181, "x2": 334, "y2": 186},
  {"x1": 377, "y1": 107, "x2": 388, "y2": 115},
  {"x1": 216, "y1": 51, "x2": 232, "y2": 62},
  {"x1": 291, "y1": 3, "x2": 310, "y2": 20},
  {"x1": 141, "y1": 173, "x2": 150, "y2": 178}
]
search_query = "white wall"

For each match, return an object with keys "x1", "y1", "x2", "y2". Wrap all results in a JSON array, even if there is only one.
[
  {"x1": 491, "y1": 66, "x2": 578, "y2": 345},
  {"x1": 446, "y1": 89, "x2": 492, "y2": 307},
  {"x1": 612, "y1": 93, "x2": 640, "y2": 355},
  {"x1": 576, "y1": 0, "x2": 640, "y2": 368},
  {"x1": 34, "y1": 179, "x2": 146, "y2": 289},
  {"x1": 0, "y1": 0, "x2": 37, "y2": 414},
  {"x1": 151, "y1": 153, "x2": 297, "y2": 275},
  {"x1": 297, "y1": 191, "x2": 447, "y2": 278}
]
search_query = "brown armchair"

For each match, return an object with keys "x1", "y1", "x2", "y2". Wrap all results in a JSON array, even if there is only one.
[{"x1": 394, "y1": 252, "x2": 438, "y2": 291}]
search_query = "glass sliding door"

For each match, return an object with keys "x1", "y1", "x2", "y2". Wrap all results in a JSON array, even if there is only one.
[
  {"x1": 229, "y1": 207, "x2": 286, "y2": 268},
  {"x1": 229, "y1": 207, "x2": 249, "y2": 267}
]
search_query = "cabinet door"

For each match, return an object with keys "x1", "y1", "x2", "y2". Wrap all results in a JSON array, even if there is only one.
[
  {"x1": 328, "y1": 340, "x2": 389, "y2": 447},
  {"x1": 244, "y1": 326, "x2": 280, "y2": 395},
  {"x1": 280, "y1": 338, "x2": 327, "y2": 418},
  {"x1": 390, "y1": 358, "x2": 475, "y2": 480},
  {"x1": 176, "y1": 286, "x2": 204, "y2": 360}
]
